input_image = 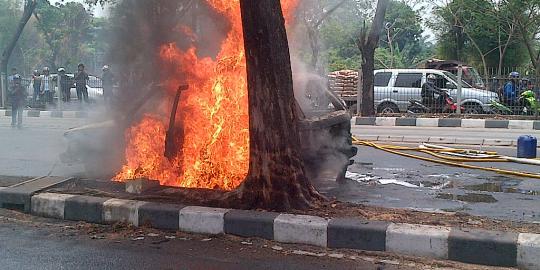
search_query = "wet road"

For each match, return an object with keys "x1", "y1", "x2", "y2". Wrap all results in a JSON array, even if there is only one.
[
  {"x1": 341, "y1": 126, "x2": 540, "y2": 222},
  {"x1": 0, "y1": 209, "x2": 406, "y2": 270}
]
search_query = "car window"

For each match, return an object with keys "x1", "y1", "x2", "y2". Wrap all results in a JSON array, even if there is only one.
[
  {"x1": 374, "y1": 72, "x2": 392, "y2": 87},
  {"x1": 428, "y1": 73, "x2": 454, "y2": 89},
  {"x1": 394, "y1": 73, "x2": 422, "y2": 88}
]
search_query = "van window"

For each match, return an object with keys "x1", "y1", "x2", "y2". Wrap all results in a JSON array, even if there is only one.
[
  {"x1": 394, "y1": 73, "x2": 422, "y2": 88},
  {"x1": 374, "y1": 72, "x2": 392, "y2": 87},
  {"x1": 428, "y1": 73, "x2": 454, "y2": 89}
]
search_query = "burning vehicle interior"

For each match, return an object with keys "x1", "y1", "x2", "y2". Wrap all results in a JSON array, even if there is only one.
[{"x1": 61, "y1": 0, "x2": 357, "y2": 198}]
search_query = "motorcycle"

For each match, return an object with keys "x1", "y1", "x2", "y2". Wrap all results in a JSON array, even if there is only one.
[
  {"x1": 491, "y1": 90, "x2": 540, "y2": 115},
  {"x1": 407, "y1": 90, "x2": 462, "y2": 114}
]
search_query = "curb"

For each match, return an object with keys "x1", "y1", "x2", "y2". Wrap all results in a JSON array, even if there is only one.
[
  {"x1": 12, "y1": 192, "x2": 540, "y2": 269},
  {"x1": 0, "y1": 109, "x2": 92, "y2": 119},
  {"x1": 355, "y1": 117, "x2": 540, "y2": 130},
  {"x1": 355, "y1": 134, "x2": 518, "y2": 147}
]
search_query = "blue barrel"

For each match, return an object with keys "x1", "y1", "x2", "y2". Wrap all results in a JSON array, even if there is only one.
[{"x1": 517, "y1": 135, "x2": 537, "y2": 158}]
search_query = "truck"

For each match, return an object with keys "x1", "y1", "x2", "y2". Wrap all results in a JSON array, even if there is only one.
[{"x1": 420, "y1": 59, "x2": 485, "y2": 89}]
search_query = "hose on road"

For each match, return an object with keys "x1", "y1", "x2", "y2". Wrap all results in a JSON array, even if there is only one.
[{"x1": 352, "y1": 137, "x2": 540, "y2": 179}]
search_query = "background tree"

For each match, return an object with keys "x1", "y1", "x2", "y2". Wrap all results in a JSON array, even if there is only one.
[
  {"x1": 298, "y1": 0, "x2": 347, "y2": 73},
  {"x1": 0, "y1": 0, "x2": 37, "y2": 108},
  {"x1": 510, "y1": 0, "x2": 540, "y2": 79},
  {"x1": 432, "y1": 0, "x2": 527, "y2": 78},
  {"x1": 355, "y1": 0, "x2": 389, "y2": 116}
]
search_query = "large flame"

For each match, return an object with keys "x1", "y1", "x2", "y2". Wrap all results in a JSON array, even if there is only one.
[{"x1": 115, "y1": 0, "x2": 299, "y2": 190}]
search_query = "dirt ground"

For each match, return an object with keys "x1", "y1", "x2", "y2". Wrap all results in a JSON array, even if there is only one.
[{"x1": 47, "y1": 178, "x2": 540, "y2": 234}]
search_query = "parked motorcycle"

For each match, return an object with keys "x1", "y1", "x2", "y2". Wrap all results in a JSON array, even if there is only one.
[
  {"x1": 407, "y1": 90, "x2": 461, "y2": 114},
  {"x1": 491, "y1": 90, "x2": 540, "y2": 115}
]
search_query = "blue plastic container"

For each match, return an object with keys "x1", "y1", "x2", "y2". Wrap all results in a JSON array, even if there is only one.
[{"x1": 517, "y1": 135, "x2": 537, "y2": 158}]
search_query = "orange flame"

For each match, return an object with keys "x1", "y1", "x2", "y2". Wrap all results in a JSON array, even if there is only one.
[{"x1": 115, "y1": 0, "x2": 299, "y2": 190}]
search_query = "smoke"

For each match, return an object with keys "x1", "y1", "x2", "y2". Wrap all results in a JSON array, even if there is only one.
[{"x1": 62, "y1": 0, "x2": 355, "y2": 184}]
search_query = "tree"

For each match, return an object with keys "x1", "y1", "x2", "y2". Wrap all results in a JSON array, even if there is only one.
[
  {"x1": 511, "y1": 0, "x2": 540, "y2": 80},
  {"x1": 1, "y1": 0, "x2": 37, "y2": 108},
  {"x1": 356, "y1": 0, "x2": 389, "y2": 116},
  {"x1": 33, "y1": 1, "x2": 94, "y2": 71},
  {"x1": 432, "y1": 0, "x2": 527, "y2": 77},
  {"x1": 223, "y1": 0, "x2": 324, "y2": 210},
  {"x1": 382, "y1": 0, "x2": 424, "y2": 67},
  {"x1": 299, "y1": 0, "x2": 347, "y2": 73}
]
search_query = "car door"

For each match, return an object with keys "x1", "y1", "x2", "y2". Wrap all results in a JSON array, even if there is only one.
[
  {"x1": 393, "y1": 72, "x2": 423, "y2": 111},
  {"x1": 373, "y1": 71, "x2": 393, "y2": 108}
]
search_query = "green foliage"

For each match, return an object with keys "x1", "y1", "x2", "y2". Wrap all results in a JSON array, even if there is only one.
[{"x1": 432, "y1": 0, "x2": 529, "y2": 74}]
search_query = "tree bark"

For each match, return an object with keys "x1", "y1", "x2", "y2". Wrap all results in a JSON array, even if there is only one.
[
  {"x1": 357, "y1": 0, "x2": 389, "y2": 116},
  {"x1": 223, "y1": 0, "x2": 324, "y2": 211},
  {"x1": 1, "y1": 0, "x2": 37, "y2": 108}
]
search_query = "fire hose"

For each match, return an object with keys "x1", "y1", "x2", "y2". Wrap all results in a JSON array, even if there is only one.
[{"x1": 352, "y1": 137, "x2": 540, "y2": 179}]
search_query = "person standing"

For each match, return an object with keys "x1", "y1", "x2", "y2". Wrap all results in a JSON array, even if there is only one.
[
  {"x1": 40, "y1": 67, "x2": 55, "y2": 105},
  {"x1": 32, "y1": 70, "x2": 41, "y2": 105},
  {"x1": 57, "y1": 67, "x2": 72, "y2": 102},
  {"x1": 503, "y1": 71, "x2": 520, "y2": 107},
  {"x1": 10, "y1": 75, "x2": 26, "y2": 128},
  {"x1": 8, "y1": 68, "x2": 18, "y2": 91},
  {"x1": 101, "y1": 65, "x2": 114, "y2": 105},
  {"x1": 74, "y1": 63, "x2": 89, "y2": 103}
]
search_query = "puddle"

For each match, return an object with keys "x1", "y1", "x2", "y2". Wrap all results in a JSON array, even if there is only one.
[
  {"x1": 437, "y1": 193, "x2": 498, "y2": 203},
  {"x1": 464, "y1": 182, "x2": 540, "y2": 196}
]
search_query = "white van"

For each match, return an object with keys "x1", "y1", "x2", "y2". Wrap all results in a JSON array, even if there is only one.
[{"x1": 374, "y1": 69, "x2": 499, "y2": 114}]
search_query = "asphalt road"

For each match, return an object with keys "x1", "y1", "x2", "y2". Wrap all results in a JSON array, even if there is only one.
[
  {"x1": 344, "y1": 125, "x2": 540, "y2": 222},
  {"x1": 0, "y1": 209, "x2": 407, "y2": 270},
  {"x1": 0, "y1": 117, "x2": 88, "y2": 178}
]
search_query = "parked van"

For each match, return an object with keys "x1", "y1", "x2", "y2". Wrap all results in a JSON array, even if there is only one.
[{"x1": 374, "y1": 69, "x2": 499, "y2": 114}]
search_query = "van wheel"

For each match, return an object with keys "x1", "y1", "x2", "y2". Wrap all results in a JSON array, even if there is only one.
[
  {"x1": 377, "y1": 103, "x2": 399, "y2": 114},
  {"x1": 464, "y1": 103, "x2": 483, "y2": 114}
]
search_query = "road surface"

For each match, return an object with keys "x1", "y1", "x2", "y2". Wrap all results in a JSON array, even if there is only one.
[{"x1": 0, "y1": 208, "x2": 415, "y2": 270}]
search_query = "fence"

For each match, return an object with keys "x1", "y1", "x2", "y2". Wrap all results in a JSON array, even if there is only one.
[
  {"x1": 330, "y1": 70, "x2": 540, "y2": 117},
  {"x1": 13, "y1": 75, "x2": 104, "y2": 109}
]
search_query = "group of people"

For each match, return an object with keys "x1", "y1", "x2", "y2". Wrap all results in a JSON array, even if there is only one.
[
  {"x1": 29, "y1": 63, "x2": 93, "y2": 105},
  {"x1": 8, "y1": 64, "x2": 115, "y2": 128}
]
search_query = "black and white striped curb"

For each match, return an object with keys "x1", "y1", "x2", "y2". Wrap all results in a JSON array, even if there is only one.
[
  {"x1": 356, "y1": 117, "x2": 540, "y2": 130},
  {"x1": 19, "y1": 192, "x2": 540, "y2": 269},
  {"x1": 355, "y1": 134, "x2": 524, "y2": 147},
  {"x1": 0, "y1": 110, "x2": 92, "y2": 119}
]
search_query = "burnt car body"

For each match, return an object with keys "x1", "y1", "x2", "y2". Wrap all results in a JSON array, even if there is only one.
[{"x1": 62, "y1": 81, "x2": 357, "y2": 183}]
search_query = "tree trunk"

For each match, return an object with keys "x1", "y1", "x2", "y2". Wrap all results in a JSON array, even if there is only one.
[
  {"x1": 357, "y1": 0, "x2": 388, "y2": 117},
  {"x1": 361, "y1": 48, "x2": 376, "y2": 116},
  {"x1": 1, "y1": 0, "x2": 37, "y2": 107},
  {"x1": 223, "y1": 0, "x2": 324, "y2": 211}
]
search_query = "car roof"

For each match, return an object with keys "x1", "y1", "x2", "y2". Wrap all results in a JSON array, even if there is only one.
[{"x1": 375, "y1": 69, "x2": 449, "y2": 73}]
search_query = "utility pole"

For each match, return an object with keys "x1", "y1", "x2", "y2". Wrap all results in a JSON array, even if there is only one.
[{"x1": 457, "y1": 65, "x2": 463, "y2": 115}]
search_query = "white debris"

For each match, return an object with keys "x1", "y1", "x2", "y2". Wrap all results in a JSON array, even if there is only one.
[
  {"x1": 345, "y1": 171, "x2": 380, "y2": 182},
  {"x1": 147, "y1": 233, "x2": 160, "y2": 237},
  {"x1": 328, "y1": 253, "x2": 345, "y2": 259},
  {"x1": 292, "y1": 250, "x2": 326, "y2": 257},
  {"x1": 377, "y1": 179, "x2": 418, "y2": 188},
  {"x1": 271, "y1": 245, "x2": 283, "y2": 251},
  {"x1": 165, "y1": 236, "x2": 176, "y2": 239},
  {"x1": 131, "y1": 237, "x2": 145, "y2": 241}
]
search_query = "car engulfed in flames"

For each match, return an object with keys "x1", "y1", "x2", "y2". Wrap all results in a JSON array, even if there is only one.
[{"x1": 61, "y1": 0, "x2": 357, "y2": 189}]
